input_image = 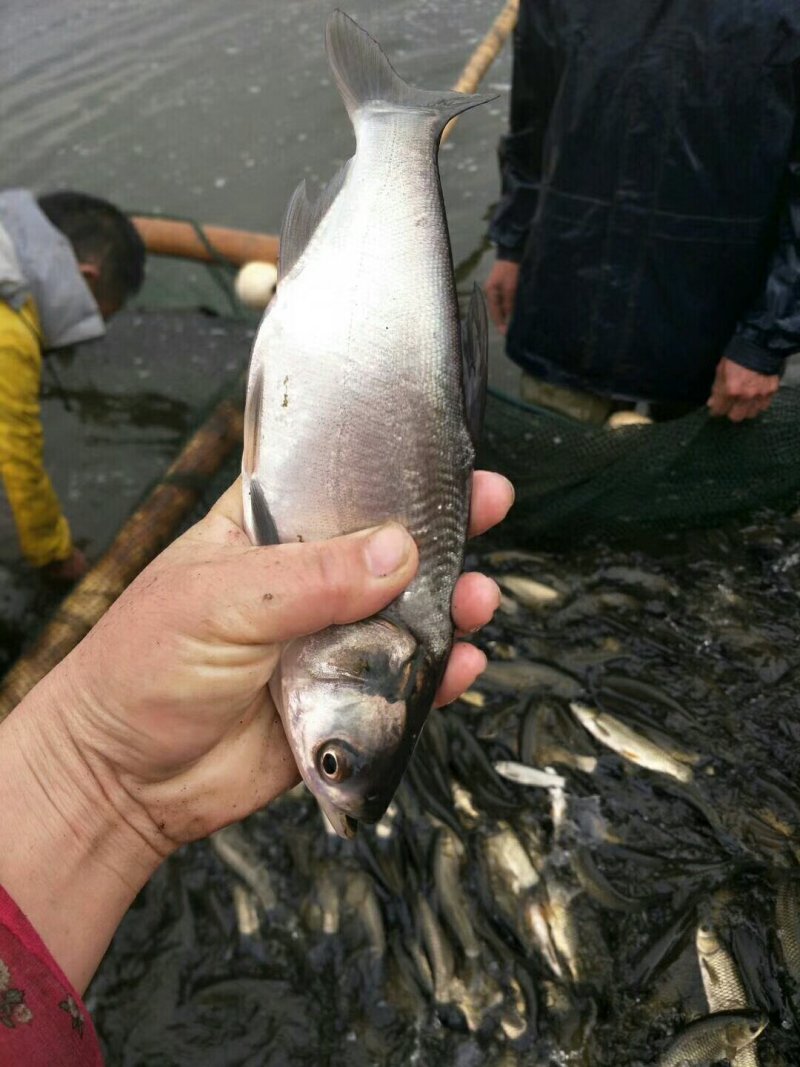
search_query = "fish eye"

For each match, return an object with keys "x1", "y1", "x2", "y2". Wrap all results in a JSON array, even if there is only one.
[{"x1": 318, "y1": 744, "x2": 352, "y2": 783}]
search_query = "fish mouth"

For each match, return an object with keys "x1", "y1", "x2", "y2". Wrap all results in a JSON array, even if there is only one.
[{"x1": 320, "y1": 801, "x2": 359, "y2": 839}]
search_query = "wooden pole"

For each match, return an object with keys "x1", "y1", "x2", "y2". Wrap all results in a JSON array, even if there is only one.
[
  {"x1": 131, "y1": 217, "x2": 279, "y2": 266},
  {"x1": 442, "y1": 0, "x2": 518, "y2": 143},
  {"x1": 0, "y1": 392, "x2": 244, "y2": 720}
]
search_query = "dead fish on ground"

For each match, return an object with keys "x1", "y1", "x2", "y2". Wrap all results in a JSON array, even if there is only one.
[
  {"x1": 493, "y1": 760, "x2": 567, "y2": 790},
  {"x1": 568, "y1": 701, "x2": 698, "y2": 783},
  {"x1": 496, "y1": 574, "x2": 563, "y2": 608},
  {"x1": 775, "y1": 875, "x2": 800, "y2": 984},
  {"x1": 242, "y1": 11, "x2": 493, "y2": 837},
  {"x1": 433, "y1": 828, "x2": 482, "y2": 960},
  {"x1": 210, "y1": 825, "x2": 278, "y2": 913},
  {"x1": 480, "y1": 659, "x2": 582, "y2": 698},
  {"x1": 656, "y1": 1010, "x2": 767, "y2": 1067},
  {"x1": 695, "y1": 922, "x2": 759, "y2": 1067},
  {"x1": 696, "y1": 922, "x2": 749, "y2": 1012}
]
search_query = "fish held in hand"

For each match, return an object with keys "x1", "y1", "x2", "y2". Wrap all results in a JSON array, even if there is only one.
[{"x1": 242, "y1": 11, "x2": 492, "y2": 837}]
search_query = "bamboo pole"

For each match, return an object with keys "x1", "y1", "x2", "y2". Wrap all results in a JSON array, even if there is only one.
[
  {"x1": 442, "y1": 0, "x2": 518, "y2": 142},
  {"x1": 0, "y1": 393, "x2": 244, "y2": 720},
  {"x1": 0, "y1": 0, "x2": 519, "y2": 718},
  {"x1": 131, "y1": 217, "x2": 279, "y2": 266}
]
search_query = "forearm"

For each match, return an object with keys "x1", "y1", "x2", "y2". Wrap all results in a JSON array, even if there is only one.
[{"x1": 0, "y1": 667, "x2": 164, "y2": 993}]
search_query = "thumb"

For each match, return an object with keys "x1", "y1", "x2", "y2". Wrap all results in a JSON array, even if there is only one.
[{"x1": 215, "y1": 522, "x2": 419, "y2": 645}]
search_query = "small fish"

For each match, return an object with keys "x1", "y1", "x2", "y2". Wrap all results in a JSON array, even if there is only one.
[
  {"x1": 433, "y1": 828, "x2": 481, "y2": 960},
  {"x1": 231, "y1": 884, "x2": 260, "y2": 938},
  {"x1": 242, "y1": 11, "x2": 493, "y2": 837},
  {"x1": 481, "y1": 659, "x2": 582, "y2": 698},
  {"x1": 520, "y1": 699, "x2": 598, "y2": 774},
  {"x1": 568, "y1": 701, "x2": 696, "y2": 783},
  {"x1": 496, "y1": 574, "x2": 562, "y2": 607},
  {"x1": 695, "y1": 922, "x2": 759, "y2": 1067},
  {"x1": 343, "y1": 871, "x2": 386, "y2": 956},
  {"x1": 210, "y1": 825, "x2": 277, "y2": 912},
  {"x1": 775, "y1": 876, "x2": 800, "y2": 984},
  {"x1": 696, "y1": 922, "x2": 748, "y2": 1011},
  {"x1": 494, "y1": 760, "x2": 567, "y2": 790},
  {"x1": 657, "y1": 1010, "x2": 767, "y2": 1067},
  {"x1": 418, "y1": 895, "x2": 457, "y2": 1005},
  {"x1": 482, "y1": 823, "x2": 541, "y2": 895}
]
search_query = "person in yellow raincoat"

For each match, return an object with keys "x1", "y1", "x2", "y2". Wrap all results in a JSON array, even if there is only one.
[{"x1": 0, "y1": 190, "x2": 145, "y2": 581}]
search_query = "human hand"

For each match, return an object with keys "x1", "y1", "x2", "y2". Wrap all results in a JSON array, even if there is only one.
[
  {"x1": 43, "y1": 547, "x2": 88, "y2": 583},
  {"x1": 707, "y1": 357, "x2": 779, "y2": 421},
  {"x1": 484, "y1": 259, "x2": 520, "y2": 335},
  {"x1": 0, "y1": 471, "x2": 511, "y2": 989},
  {"x1": 50, "y1": 471, "x2": 513, "y2": 848}
]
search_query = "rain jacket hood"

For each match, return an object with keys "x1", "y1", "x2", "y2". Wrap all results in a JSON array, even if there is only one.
[
  {"x1": 0, "y1": 189, "x2": 104, "y2": 351},
  {"x1": 489, "y1": 0, "x2": 800, "y2": 405}
]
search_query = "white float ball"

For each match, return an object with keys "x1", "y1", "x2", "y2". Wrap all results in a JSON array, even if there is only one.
[{"x1": 234, "y1": 260, "x2": 278, "y2": 309}]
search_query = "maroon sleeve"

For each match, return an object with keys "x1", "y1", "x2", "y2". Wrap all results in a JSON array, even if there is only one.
[{"x1": 0, "y1": 884, "x2": 104, "y2": 1066}]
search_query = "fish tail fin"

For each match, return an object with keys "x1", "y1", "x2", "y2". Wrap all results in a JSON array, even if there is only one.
[{"x1": 326, "y1": 10, "x2": 494, "y2": 135}]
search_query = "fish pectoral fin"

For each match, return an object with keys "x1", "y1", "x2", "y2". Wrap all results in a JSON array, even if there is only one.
[
  {"x1": 462, "y1": 283, "x2": 488, "y2": 448},
  {"x1": 242, "y1": 362, "x2": 263, "y2": 478},
  {"x1": 248, "y1": 478, "x2": 280, "y2": 546}
]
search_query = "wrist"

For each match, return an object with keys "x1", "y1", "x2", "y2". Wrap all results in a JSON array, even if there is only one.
[{"x1": 0, "y1": 665, "x2": 166, "y2": 992}]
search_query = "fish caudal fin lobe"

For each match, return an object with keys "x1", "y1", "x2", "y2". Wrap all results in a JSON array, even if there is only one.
[
  {"x1": 462, "y1": 284, "x2": 488, "y2": 448},
  {"x1": 325, "y1": 10, "x2": 495, "y2": 135}
]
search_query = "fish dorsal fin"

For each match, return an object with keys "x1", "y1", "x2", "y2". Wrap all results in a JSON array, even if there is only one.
[
  {"x1": 325, "y1": 10, "x2": 496, "y2": 133},
  {"x1": 462, "y1": 283, "x2": 488, "y2": 448},
  {"x1": 278, "y1": 162, "x2": 351, "y2": 280}
]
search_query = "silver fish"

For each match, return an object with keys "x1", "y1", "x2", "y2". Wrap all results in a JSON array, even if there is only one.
[
  {"x1": 242, "y1": 11, "x2": 491, "y2": 837},
  {"x1": 696, "y1": 922, "x2": 748, "y2": 1012},
  {"x1": 568, "y1": 701, "x2": 697, "y2": 783},
  {"x1": 776, "y1": 876, "x2": 800, "y2": 983},
  {"x1": 657, "y1": 1011, "x2": 767, "y2": 1067},
  {"x1": 210, "y1": 825, "x2": 277, "y2": 912},
  {"x1": 695, "y1": 922, "x2": 759, "y2": 1067}
]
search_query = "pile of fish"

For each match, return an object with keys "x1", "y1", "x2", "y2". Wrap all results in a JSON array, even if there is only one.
[{"x1": 88, "y1": 512, "x2": 800, "y2": 1065}]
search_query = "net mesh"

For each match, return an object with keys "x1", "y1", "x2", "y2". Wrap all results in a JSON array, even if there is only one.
[{"x1": 479, "y1": 385, "x2": 800, "y2": 543}]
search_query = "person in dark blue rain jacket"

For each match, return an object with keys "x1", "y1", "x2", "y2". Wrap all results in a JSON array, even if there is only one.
[{"x1": 485, "y1": 0, "x2": 800, "y2": 423}]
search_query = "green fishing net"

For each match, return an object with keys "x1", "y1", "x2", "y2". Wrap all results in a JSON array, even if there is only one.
[{"x1": 479, "y1": 385, "x2": 800, "y2": 543}]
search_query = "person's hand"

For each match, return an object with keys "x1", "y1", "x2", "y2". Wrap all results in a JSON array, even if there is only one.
[
  {"x1": 0, "y1": 472, "x2": 512, "y2": 989},
  {"x1": 484, "y1": 259, "x2": 520, "y2": 335},
  {"x1": 47, "y1": 471, "x2": 513, "y2": 846},
  {"x1": 707, "y1": 357, "x2": 779, "y2": 421},
  {"x1": 43, "y1": 547, "x2": 88, "y2": 583}
]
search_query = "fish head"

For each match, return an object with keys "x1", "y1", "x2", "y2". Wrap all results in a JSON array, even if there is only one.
[
  {"x1": 695, "y1": 922, "x2": 720, "y2": 956},
  {"x1": 273, "y1": 617, "x2": 437, "y2": 834},
  {"x1": 726, "y1": 1011, "x2": 768, "y2": 1051}
]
